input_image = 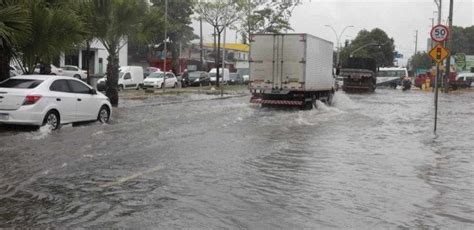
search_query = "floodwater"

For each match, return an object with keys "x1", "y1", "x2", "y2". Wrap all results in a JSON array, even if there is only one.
[{"x1": 0, "y1": 89, "x2": 473, "y2": 229}]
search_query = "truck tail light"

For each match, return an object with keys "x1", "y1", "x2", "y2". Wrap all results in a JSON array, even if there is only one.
[{"x1": 23, "y1": 95, "x2": 42, "y2": 105}]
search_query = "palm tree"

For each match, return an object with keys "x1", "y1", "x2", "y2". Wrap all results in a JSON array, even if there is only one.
[
  {"x1": 0, "y1": 0, "x2": 30, "y2": 81},
  {"x1": 19, "y1": 0, "x2": 84, "y2": 74},
  {"x1": 85, "y1": 0, "x2": 148, "y2": 106}
]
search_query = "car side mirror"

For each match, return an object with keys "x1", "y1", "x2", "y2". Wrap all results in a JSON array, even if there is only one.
[{"x1": 90, "y1": 89, "x2": 97, "y2": 95}]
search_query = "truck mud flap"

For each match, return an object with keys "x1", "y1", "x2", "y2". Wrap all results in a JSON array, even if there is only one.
[{"x1": 250, "y1": 98, "x2": 303, "y2": 105}]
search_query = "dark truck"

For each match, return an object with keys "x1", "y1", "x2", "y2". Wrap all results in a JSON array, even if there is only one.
[{"x1": 338, "y1": 57, "x2": 377, "y2": 93}]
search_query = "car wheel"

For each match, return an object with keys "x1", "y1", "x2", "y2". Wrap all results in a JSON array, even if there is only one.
[
  {"x1": 73, "y1": 74, "x2": 81, "y2": 79},
  {"x1": 118, "y1": 85, "x2": 124, "y2": 91},
  {"x1": 98, "y1": 106, "x2": 110, "y2": 123},
  {"x1": 173, "y1": 82, "x2": 177, "y2": 88},
  {"x1": 42, "y1": 110, "x2": 60, "y2": 130},
  {"x1": 161, "y1": 83, "x2": 164, "y2": 89}
]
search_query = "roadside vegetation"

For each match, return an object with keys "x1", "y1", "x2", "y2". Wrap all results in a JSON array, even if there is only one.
[{"x1": 0, "y1": 0, "x2": 300, "y2": 105}]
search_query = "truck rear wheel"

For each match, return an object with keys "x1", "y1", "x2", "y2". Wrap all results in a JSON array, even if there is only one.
[
  {"x1": 302, "y1": 101, "x2": 313, "y2": 110},
  {"x1": 326, "y1": 92, "x2": 334, "y2": 106}
]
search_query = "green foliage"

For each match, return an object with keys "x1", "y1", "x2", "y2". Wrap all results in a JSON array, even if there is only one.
[
  {"x1": 151, "y1": 0, "x2": 196, "y2": 73},
  {"x1": 409, "y1": 52, "x2": 432, "y2": 70},
  {"x1": 235, "y1": 0, "x2": 300, "y2": 43},
  {"x1": 339, "y1": 28, "x2": 395, "y2": 67},
  {"x1": 20, "y1": 0, "x2": 84, "y2": 73},
  {"x1": 0, "y1": 0, "x2": 31, "y2": 49},
  {"x1": 0, "y1": 0, "x2": 32, "y2": 80},
  {"x1": 450, "y1": 26, "x2": 474, "y2": 55},
  {"x1": 81, "y1": 0, "x2": 149, "y2": 106}
]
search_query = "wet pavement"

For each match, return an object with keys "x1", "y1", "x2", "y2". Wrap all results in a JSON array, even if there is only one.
[{"x1": 0, "y1": 89, "x2": 473, "y2": 229}]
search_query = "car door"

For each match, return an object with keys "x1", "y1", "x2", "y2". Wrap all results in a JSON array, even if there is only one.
[
  {"x1": 123, "y1": 72, "x2": 132, "y2": 89},
  {"x1": 62, "y1": 66, "x2": 72, "y2": 77},
  {"x1": 166, "y1": 73, "x2": 175, "y2": 87},
  {"x1": 67, "y1": 80, "x2": 98, "y2": 121},
  {"x1": 49, "y1": 79, "x2": 77, "y2": 123}
]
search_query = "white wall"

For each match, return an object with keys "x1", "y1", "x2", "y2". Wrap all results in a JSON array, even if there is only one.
[{"x1": 60, "y1": 37, "x2": 128, "y2": 75}]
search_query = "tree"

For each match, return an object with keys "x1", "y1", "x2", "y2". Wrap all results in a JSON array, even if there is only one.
[
  {"x1": 85, "y1": 0, "x2": 148, "y2": 106},
  {"x1": 0, "y1": 0, "x2": 31, "y2": 81},
  {"x1": 195, "y1": 0, "x2": 242, "y2": 87},
  {"x1": 235, "y1": 0, "x2": 300, "y2": 44},
  {"x1": 339, "y1": 28, "x2": 395, "y2": 67},
  {"x1": 19, "y1": 0, "x2": 84, "y2": 74},
  {"x1": 449, "y1": 26, "x2": 474, "y2": 55},
  {"x1": 409, "y1": 52, "x2": 432, "y2": 70},
  {"x1": 151, "y1": 0, "x2": 196, "y2": 74}
]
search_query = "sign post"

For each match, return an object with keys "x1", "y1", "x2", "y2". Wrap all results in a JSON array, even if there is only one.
[{"x1": 429, "y1": 24, "x2": 449, "y2": 134}]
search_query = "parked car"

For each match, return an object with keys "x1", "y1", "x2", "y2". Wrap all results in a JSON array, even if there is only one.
[
  {"x1": 0, "y1": 75, "x2": 111, "y2": 130},
  {"x1": 9, "y1": 69, "x2": 19, "y2": 78},
  {"x1": 144, "y1": 67, "x2": 160, "y2": 78},
  {"x1": 10, "y1": 65, "x2": 23, "y2": 75},
  {"x1": 34, "y1": 64, "x2": 63, "y2": 75},
  {"x1": 142, "y1": 72, "x2": 178, "y2": 89},
  {"x1": 97, "y1": 66, "x2": 144, "y2": 91},
  {"x1": 209, "y1": 68, "x2": 230, "y2": 85},
  {"x1": 61, "y1": 65, "x2": 87, "y2": 80},
  {"x1": 229, "y1": 73, "x2": 243, "y2": 85},
  {"x1": 188, "y1": 71, "x2": 211, "y2": 86},
  {"x1": 451, "y1": 72, "x2": 474, "y2": 89}
]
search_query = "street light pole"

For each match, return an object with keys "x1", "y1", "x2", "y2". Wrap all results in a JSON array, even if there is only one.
[
  {"x1": 325, "y1": 25, "x2": 354, "y2": 66},
  {"x1": 350, "y1": 42, "x2": 380, "y2": 57},
  {"x1": 163, "y1": 0, "x2": 168, "y2": 92},
  {"x1": 163, "y1": 0, "x2": 168, "y2": 73}
]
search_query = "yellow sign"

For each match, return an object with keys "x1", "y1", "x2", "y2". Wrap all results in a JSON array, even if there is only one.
[{"x1": 429, "y1": 44, "x2": 449, "y2": 63}]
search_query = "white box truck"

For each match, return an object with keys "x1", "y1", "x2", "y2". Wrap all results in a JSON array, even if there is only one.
[{"x1": 249, "y1": 33, "x2": 335, "y2": 109}]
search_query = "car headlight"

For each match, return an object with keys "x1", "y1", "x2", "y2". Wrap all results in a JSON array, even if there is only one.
[{"x1": 195, "y1": 78, "x2": 200, "y2": 82}]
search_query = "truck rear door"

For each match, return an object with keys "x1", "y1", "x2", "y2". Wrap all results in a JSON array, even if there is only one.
[
  {"x1": 250, "y1": 35, "x2": 274, "y2": 90},
  {"x1": 281, "y1": 34, "x2": 305, "y2": 90},
  {"x1": 250, "y1": 34, "x2": 305, "y2": 91}
]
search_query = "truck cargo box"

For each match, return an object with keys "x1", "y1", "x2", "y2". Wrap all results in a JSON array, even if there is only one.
[{"x1": 249, "y1": 33, "x2": 334, "y2": 93}]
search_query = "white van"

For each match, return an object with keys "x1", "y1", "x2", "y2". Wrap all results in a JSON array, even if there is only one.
[
  {"x1": 97, "y1": 66, "x2": 144, "y2": 90},
  {"x1": 209, "y1": 68, "x2": 230, "y2": 85},
  {"x1": 118, "y1": 66, "x2": 144, "y2": 90}
]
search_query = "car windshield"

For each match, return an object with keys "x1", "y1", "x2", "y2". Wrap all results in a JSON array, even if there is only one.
[
  {"x1": 189, "y1": 72, "x2": 201, "y2": 79},
  {"x1": 377, "y1": 70, "x2": 406, "y2": 77},
  {"x1": 119, "y1": 72, "x2": 124, "y2": 79},
  {"x1": 148, "y1": 72, "x2": 165, "y2": 78},
  {"x1": 0, "y1": 79, "x2": 43, "y2": 89}
]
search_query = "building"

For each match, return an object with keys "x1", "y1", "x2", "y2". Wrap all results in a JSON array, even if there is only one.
[
  {"x1": 59, "y1": 38, "x2": 128, "y2": 76},
  {"x1": 148, "y1": 42, "x2": 249, "y2": 73}
]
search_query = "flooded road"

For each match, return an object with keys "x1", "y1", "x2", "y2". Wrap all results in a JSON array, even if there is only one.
[{"x1": 0, "y1": 89, "x2": 473, "y2": 229}]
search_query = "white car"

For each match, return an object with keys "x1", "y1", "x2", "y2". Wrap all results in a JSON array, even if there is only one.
[
  {"x1": 61, "y1": 65, "x2": 87, "y2": 80},
  {"x1": 0, "y1": 75, "x2": 112, "y2": 130},
  {"x1": 34, "y1": 64, "x2": 63, "y2": 75},
  {"x1": 143, "y1": 72, "x2": 178, "y2": 89}
]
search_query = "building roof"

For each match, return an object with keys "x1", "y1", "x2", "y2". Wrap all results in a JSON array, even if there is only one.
[{"x1": 203, "y1": 43, "x2": 249, "y2": 52}]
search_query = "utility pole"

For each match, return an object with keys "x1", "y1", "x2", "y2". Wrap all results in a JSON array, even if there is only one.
[
  {"x1": 444, "y1": 0, "x2": 454, "y2": 93},
  {"x1": 414, "y1": 30, "x2": 418, "y2": 56},
  {"x1": 434, "y1": 0, "x2": 442, "y2": 133},
  {"x1": 222, "y1": 26, "x2": 226, "y2": 72},
  {"x1": 200, "y1": 17, "x2": 203, "y2": 71},
  {"x1": 429, "y1": 18, "x2": 435, "y2": 49}
]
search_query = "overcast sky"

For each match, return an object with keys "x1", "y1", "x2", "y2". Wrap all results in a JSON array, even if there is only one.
[{"x1": 192, "y1": 0, "x2": 473, "y2": 66}]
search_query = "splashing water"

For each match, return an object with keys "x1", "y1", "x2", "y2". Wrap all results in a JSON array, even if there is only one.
[{"x1": 26, "y1": 125, "x2": 52, "y2": 140}]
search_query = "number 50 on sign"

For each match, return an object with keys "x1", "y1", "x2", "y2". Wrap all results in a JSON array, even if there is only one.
[{"x1": 431, "y1": 24, "x2": 449, "y2": 42}]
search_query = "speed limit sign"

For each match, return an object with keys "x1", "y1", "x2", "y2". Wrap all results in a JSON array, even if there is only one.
[{"x1": 431, "y1": 24, "x2": 449, "y2": 42}]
